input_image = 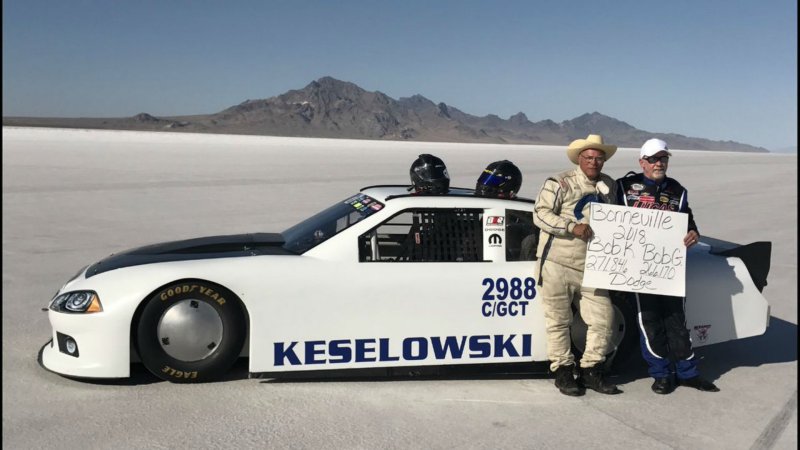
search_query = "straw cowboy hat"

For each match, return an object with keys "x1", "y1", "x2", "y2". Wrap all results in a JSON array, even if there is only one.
[{"x1": 566, "y1": 134, "x2": 617, "y2": 164}]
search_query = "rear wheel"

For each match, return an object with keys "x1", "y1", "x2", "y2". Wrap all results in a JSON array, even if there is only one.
[
  {"x1": 570, "y1": 291, "x2": 637, "y2": 369},
  {"x1": 136, "y1": 281, "x2": 246, "y2": 383}
]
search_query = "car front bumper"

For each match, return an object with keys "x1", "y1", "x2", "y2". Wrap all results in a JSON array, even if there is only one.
[{"x1": 40, "y1": 307, "x2": 133, "y2": 379}]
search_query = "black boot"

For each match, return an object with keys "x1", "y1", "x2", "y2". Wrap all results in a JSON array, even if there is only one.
[
  {"x1": 553, "y1": 365, "x2": 584, "y2": 397},
  {"x1": 580, "y1": 366, "x2": 622, "y2": 395},
  {"x1": 651, "y1": 377, "x2": 674, "y2": 395},
  {"x1": 680, "y1": 376, "x2": 720, "y2": 392}
]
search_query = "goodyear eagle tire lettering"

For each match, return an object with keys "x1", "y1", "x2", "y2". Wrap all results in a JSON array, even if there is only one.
[{"x1": 137, "y1": 281, "x2": 246, "y2": 383}]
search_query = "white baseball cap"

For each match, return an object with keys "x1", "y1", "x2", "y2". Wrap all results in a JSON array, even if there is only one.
[{"x1": 640, "y1": 138, "x2": 672, "y2": 158}]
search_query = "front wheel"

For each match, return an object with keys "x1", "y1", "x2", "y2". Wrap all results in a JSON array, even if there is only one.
[
  {"x1": 570, "y1": 291, "x2": 638, "y2": 369},
  {"x1": 136, "y1": 281, "x2": 246, "y2": 383}
]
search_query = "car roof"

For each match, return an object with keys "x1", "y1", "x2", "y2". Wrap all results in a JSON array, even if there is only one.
[{"x1": 359, "y1": 185, "x2": 535, "y2": 204}]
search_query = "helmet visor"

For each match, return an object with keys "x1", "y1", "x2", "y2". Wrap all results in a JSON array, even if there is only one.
[{"x1": 477, "y1": 170, "x2": 506, "y2": 187}]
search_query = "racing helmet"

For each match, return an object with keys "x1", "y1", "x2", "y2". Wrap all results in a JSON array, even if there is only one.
[
  {"x1": 475, "y1": 160, "x2": 522, "y2": 198},
  {"x1": 409, "y1": 154, "x2": 450, "y2": 194}
]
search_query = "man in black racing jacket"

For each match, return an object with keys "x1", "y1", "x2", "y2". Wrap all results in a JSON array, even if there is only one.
[{"x1": 616, "y1": 138, "x2": 719, "y2": 395}]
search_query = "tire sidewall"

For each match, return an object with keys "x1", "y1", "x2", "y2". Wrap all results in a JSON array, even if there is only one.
[
  {"x1": 570, "y1": 290, "x2": 638, "y2": 369},
  {"x1": 137, "y1": 281, "x2": 246, "y2": 383},
  {"x1": 606, "y1": 291, "x2": 638, "y2": 367}
]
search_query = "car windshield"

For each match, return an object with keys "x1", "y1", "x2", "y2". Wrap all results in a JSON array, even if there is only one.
[{"x1": 282, "y1": 193, "x2": 384, "y2": 254}]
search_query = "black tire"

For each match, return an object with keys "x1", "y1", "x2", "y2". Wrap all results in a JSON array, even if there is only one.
[
  {"x1": 570, "y1": 291, "x2": 638, "y2": 370},
  {"x1": 136, "y1": 281, "x2": 246, "y2": 383}
]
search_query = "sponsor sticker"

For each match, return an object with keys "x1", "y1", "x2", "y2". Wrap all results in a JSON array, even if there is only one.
[
  {"x1": 693, "y1": 324, "x2": 711, "y2": 342},
  {"x1": 631, "y1": 183, "x2": 645, "y2": 190},
  {"x1": 486, "y1": 216, "x2": 504, "y2": 225}
]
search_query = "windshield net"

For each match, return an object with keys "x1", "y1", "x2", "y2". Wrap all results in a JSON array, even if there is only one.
[{"x1": 282, "y1": 193, "x2": 384, "y2": 254}]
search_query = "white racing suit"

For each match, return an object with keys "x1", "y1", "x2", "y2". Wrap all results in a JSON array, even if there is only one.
[{"x1": 533, "y1": 168, "x2": 617, "y2": 371}]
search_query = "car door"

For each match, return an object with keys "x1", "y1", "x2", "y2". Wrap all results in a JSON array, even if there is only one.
[{"x1": 249, "y1": 201, "x2": 545, "y2": 373}]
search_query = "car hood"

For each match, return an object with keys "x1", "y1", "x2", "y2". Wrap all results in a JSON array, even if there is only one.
[{"x1": 85, "y1": 232, "x2": 294, "y2": 278}]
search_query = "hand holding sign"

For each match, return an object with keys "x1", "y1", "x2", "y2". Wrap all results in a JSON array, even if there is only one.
[
  {"x1": 582, "y1": 203, "x2": 688, "y2": 297},
  {"x1": 571, "y1": 223, "x2": 593, "y2": 241}
]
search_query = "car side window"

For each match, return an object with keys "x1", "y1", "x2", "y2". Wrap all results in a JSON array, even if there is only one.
[
  {"x1": 359, "y1": 208, "x2": 484, "y2": 262},
  {"x1": 506, "y1": 209, "x2": 539, "y2": 261}
]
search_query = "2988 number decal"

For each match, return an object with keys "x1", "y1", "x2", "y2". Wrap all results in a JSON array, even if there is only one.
[{"x1": 481, "y1": 277, "x2": 536, "y2": 300}]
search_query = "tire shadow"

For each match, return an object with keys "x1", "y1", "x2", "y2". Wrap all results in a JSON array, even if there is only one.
[
  {"x1": 62, "y1": 363, "x2": 163, "y2": 386},
  {"x1": 51, "y1": 358, "x2": 253, "y2": 386},
  {"x1": 259, "y1": 362, "x2": 553, "y2": 384}
]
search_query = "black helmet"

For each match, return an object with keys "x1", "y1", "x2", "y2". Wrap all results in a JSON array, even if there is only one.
[
  {"x1": 475, "y1": 160, "x2": 522, "y2": 198},
  {"x1": 409, "y1": 154, "x2": 450, "y2": 194}
]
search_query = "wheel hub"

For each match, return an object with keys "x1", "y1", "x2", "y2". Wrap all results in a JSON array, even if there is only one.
[
  {"x1": 157, "y1": 299, "x2": 224, "y2": 362},
  {"x1": 571, "y1": 304, "x2": 627, "y2": 354}
]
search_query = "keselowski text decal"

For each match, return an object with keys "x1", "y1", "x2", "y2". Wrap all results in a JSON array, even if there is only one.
[{"x1": 274, "y1": 334, "x2": 532, "y2": 366}]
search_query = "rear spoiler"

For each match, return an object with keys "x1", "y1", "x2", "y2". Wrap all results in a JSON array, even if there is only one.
[{"x1": 706, "y1": 239, "x2": 772, "y2": 293}]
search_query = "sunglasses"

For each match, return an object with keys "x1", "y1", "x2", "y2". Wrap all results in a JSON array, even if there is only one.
[
  {"x1": 580, "y1": 155, "x2": 605, "y2": 163},
  {"x1": 643, "y1": 155, "x2": 670, "y2": 164}
]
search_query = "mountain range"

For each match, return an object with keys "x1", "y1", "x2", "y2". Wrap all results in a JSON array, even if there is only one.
[{"x1": 2, "y1": 76, "x2": 768, "y2": 152}]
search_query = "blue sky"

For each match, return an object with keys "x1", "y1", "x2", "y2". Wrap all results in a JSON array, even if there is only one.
[{"x1": 3, "y1": 0, "x2": 797, "y2": 150}]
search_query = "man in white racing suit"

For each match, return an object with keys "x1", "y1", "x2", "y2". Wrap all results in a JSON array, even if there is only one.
[{"x1": 533, "y1": 134, "x2": 621, "y2": 396}]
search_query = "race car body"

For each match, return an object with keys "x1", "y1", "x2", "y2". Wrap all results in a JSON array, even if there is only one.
[{"x1": 40, "y1": 186, "x2": 771, "y2": 383}]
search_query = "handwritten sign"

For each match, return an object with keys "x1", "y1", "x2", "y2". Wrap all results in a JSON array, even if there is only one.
[{"x1": 582, "y1": 203, "x2": 688, "y2": 297}]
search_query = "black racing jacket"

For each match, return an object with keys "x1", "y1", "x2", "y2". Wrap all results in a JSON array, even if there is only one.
[{"x1": 615, "y1": 172, "x2": 698, "y2": 233}]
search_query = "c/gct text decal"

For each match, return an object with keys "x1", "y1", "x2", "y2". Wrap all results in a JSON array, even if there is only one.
[{"x1": 481, "y1": 277, "x2": 536, "y2": 317}]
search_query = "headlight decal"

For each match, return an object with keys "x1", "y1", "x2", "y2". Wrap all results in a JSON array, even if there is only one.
[{"x1": 50, "y1": 291, "x2": 103, "y2": 313}]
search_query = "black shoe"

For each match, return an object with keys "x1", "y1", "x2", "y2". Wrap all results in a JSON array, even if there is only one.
[
  {"x1": 651, "y1": 377, "x2": 674, "y2": 395},
  {"x1": 553, "y1": 365, "x2": 584, "y2": 397},
  {"x1": 580, "y1": 366, "x2": 622, "y2": 395},
  {"x1": 680, "y1": 376, "x2": 720, "y2": 392}
]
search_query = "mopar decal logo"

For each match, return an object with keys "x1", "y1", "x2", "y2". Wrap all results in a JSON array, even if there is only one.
[
  {"x1": 488, "y1": 233, "x2": 502, "y2": 246},
  {"x1": 273, "y1": 334, "x2": 532, "y2": 366}
]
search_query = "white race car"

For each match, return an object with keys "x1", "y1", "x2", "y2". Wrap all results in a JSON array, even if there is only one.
[{"x1": 40, "y1": 186, "x2": 771, "y2": 383}]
